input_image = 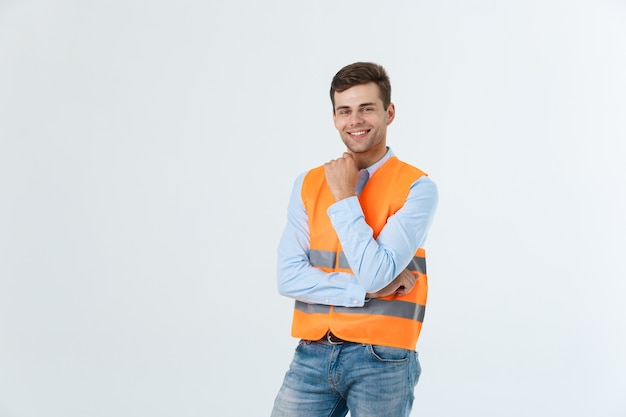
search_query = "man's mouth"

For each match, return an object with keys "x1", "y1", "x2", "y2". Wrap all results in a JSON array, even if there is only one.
[{"x1": 348, "y1": 130, "x2": 369, "y2": 138}]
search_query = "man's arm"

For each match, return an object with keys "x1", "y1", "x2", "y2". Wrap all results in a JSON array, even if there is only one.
[
  {"x1": 276, "y1": 173, "x2": 367, "y2": 307},
  {"x1": 277, "y1": 162, "x2": 438, "y2": 305},
  {"x1": 325, "y1": 156, "x2": 438, "y2": 294}
]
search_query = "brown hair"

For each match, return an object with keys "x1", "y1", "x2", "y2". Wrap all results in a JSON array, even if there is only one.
[{"x1": 330, "y1": 62, "x2": 391, "y2": 111}]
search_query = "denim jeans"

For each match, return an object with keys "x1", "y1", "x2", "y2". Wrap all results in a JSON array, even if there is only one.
[{"x1": 271, "y1": 340, "x2": 421, "y2": 417}]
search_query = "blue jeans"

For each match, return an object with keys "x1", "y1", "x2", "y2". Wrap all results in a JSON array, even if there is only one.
[{"x1": 271, "y1": 340, "x2": 421, "y2": 417}]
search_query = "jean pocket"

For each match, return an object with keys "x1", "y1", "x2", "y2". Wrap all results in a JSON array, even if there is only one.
[
  {"x1": 366, "y1": 344, "x2": 411, "y2": 364},
  {"x1": 295, "y1": 339, "x2": 311, "y2": 352}
]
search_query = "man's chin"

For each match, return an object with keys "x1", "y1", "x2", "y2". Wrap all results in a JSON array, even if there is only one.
[{"x1": 346, "y1": 144, "x2": 370, "y2": 154}]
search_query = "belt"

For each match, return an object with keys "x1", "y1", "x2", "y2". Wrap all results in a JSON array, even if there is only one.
[{"x1": 312, "y1": 330, "x2": 351, "y2": 345}]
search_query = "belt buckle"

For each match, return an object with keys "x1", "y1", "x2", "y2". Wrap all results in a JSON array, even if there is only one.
[{"x1": 326, "y1": 330, "x2": 344, "y2": 345}]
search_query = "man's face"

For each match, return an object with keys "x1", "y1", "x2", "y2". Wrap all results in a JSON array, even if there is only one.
[{"x1": 332, "y1": 82, "x2": 395, "y2": 158}]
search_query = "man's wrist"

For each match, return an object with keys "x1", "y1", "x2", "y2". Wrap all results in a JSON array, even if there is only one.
[{"x1": 333, "y1": 191, "x2": 357, "y2": 202}]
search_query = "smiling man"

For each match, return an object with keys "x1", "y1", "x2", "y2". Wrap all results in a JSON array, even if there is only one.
[{"x1": 271, "y1": 62, "x2": 439, "y2": 417}]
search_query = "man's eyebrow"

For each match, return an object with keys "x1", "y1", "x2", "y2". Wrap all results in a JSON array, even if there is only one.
[{"x1": 335, "y1": 102, "x2": 378, "y2": 110}]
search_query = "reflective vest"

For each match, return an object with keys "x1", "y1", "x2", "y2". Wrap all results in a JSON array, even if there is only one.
[{"x1": 292, "y1": 156, "x2": 429, "y2": 350}]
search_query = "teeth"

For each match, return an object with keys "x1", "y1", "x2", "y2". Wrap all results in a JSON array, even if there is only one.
[{"x1": 350, "y1": 131, "x2": 367, "y2": 135}]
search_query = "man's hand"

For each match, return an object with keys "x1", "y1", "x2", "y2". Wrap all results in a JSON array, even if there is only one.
[
  {"x1": 366, "y1": 268, "x2": 416, "y2": 298},
  {"x1": 324, "y1": 152, "x2": 359, "y2": 201}
]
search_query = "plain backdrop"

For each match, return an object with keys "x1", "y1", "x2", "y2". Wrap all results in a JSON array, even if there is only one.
[{"x1": 1, "y1": 0, "x2": 625, "y2": 416}]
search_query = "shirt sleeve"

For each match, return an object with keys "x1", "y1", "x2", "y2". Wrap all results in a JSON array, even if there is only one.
[
  {"x1": 276, "y1": 173, "x2": 367, "y2": 307},
  {"x1": 327, "y1": 175, "x2": 438, "y2": 293}
]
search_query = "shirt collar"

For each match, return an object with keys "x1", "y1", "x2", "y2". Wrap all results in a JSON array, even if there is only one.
[{"x1": 363, "y1": 147, "x2": 394, "y2": 178}]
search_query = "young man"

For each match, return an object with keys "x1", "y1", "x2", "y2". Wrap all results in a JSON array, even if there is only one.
[{"x1": 271, "y1": 62, "x2": 438, "y2": 417}]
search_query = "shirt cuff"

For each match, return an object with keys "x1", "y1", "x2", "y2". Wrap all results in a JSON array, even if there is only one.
[
  {"x1": 326, "y1": 196, "x2": 362, "y2": 225},
  {"x1": 343, "y1": 283, "x2": 367, "y2": 307}
]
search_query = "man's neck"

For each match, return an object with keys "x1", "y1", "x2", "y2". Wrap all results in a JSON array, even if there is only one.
[{"x1": 353, "y1": 146, "x2": 388, "y2": 170}]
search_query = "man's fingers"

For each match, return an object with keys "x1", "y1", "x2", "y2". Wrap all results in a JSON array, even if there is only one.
[{"x1": 396, "y1": 269, "x2": 417, "y2": 294}]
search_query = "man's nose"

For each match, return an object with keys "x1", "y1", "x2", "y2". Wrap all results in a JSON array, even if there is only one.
[{"x1": 348, "y1": 111, "x2": 363, "y2": 125}]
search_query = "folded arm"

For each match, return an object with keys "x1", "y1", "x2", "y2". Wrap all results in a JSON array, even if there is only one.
[{"x1": 276, "y1": 172, "x2": 438, "y2": 306}]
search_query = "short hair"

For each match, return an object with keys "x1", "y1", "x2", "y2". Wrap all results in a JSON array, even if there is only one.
[{"x1": 330, "y1": 62, "x2": 392, "y2": 111}]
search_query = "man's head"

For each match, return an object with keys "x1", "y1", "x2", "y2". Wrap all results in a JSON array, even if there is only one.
[
  {"x1": 330, "y1": 62, "x2": 392, "y2": 111},
  {"x1": 330, "y1": 62, "x2": 395, "y2": 168}
]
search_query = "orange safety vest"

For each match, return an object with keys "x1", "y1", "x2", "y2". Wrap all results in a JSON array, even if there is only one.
[{"x1": 291, "y1": 156, "x2": 429, "y2": 350}]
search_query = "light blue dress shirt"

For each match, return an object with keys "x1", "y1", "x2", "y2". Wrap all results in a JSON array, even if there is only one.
[{"x1": 276, "y1": 148, "x2": 438, "y2": 307}]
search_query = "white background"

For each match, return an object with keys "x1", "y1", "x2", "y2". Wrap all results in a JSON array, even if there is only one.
[{"x1": 1, "y1": 1, "x2": 625, "y2": 416}]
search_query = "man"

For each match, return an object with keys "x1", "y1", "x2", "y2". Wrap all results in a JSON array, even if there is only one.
[{"x1": 271, "y1": 62, "x2": 438, "y2": 417}]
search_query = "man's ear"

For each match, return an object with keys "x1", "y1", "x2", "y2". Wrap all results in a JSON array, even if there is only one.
[{"x1": 386, "y1": 103, "x2": 396, "y2": 126}]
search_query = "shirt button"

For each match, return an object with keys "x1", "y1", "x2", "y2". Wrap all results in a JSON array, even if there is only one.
[
  {"x1": 325, "y1": 299, "x2": 330, "y2": 304},
  {"x1": 353, "y1": 299, "x2": 359, "y2": 305}
]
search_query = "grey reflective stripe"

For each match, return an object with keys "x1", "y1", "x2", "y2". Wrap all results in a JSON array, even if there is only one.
[
  {"x1": 311, "y1": 250, "x2": 426, "y2": 275},
  {"x1": 309, "y1": 250, "x2": 337, "y2": 268},
  {"x1": 338, "y1": 252, "x2": 351, "y2": 269},
  {"x1": 309, "y1": 250, "x2": 352, "y2": 270},
  {"x1": 407, "y1": 256, "x2": 427, "y2": 274},
  {"x1": 296, "y1": 299, "x2": 425, "y2": 322},
  {"x1": 294, "y1": 300, "x2": 331, "y2": 314},
  {"x1": 335, "y1": 299, "x2": 426, "y2": 322}
]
